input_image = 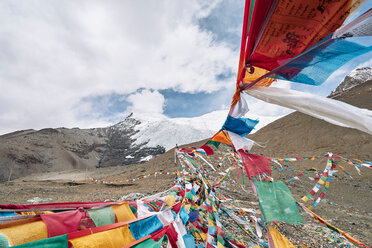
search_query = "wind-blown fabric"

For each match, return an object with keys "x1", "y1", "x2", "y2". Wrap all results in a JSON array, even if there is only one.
[
  {"x1": 12, "y1": 234, "x2": 68, "y2": 248},
  {"x1": 246, "y1": 86, "x2": 372, "y2": 135},
  {"x1": 236, "y1": 0, "x2": 277, "y2": 86},
  {"x1": 229, "y1": 98, "x2": 249, "y2": 118},
  {"x1": 110, "y1": 202, "x2": 136, "y2": 222},
  {"x1": 238, "y1": 150, "x2": 271, "y2": 178},
  {"x1": 273, "y1": 36, "x2": 372, "y2": 85},
  {"x1": 0, "y1": 212, "x2": 15, "y2": 218},
  {"x1": 69, "y1": 225, "x2": 135, "y2": 248},
  {"x1": 333, "y1": 8, "x2": 372, "y2": 38},
  {"x1": 0, "y1": 233, "x2": 10, "y2": 248},
  {"x1": 0, "y1": 201, "x2": 122, "y2": 210},
  {"x1": 40, "y1": 210, "x2": 84, "y2": 237},
  {"x1": 0, "y1": 220, "x2": 48, "y2": 246},
  {"x1": 87, "y1": 207, "x2": 116, "y2": 227},
  {"x1": 132, "y1": 235, "x2": 167, "y2": 248},
  {"x1": 254, "y1": 181, "x2": 303, "y2": 224},
  {"x1": 129, "y1": 215, "x2": 163, "y2": 240},
  {"x1": 267, "y1": 227, "x2": 296, "y2": 248},
  {"x1": 247, "y1": 0, "x2": 361, "y2": 71},
  {"x1": 227, "y1": 131, "x2": 255, "y2": 151},
  {"x1": 199, "y1": 145, "x2": 214, "y2": 156},
  {"x1": 206, "y1": 130, "x2": 231, "y2": 148},
  {"x1": 222, "y1": 115, "x2": 258, "y2": 136}
]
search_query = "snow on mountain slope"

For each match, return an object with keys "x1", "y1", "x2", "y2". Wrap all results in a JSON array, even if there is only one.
[
  {"x1": 330, "y1": 67, "x2": 372, "y2": 96},
  {"x1": 129, "y1": 111, "x2": 283, "y2": 151}
]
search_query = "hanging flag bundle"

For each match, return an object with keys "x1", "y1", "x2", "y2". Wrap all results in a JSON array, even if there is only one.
[
  {"x1": 1, "y1": 147, "x2": 370, "y2": 247},
  {"x1": 229, "y1": 0, "x2": 372, "y2": 135}
]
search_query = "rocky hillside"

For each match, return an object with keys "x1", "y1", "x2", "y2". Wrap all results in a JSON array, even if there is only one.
[
  {"x1": 0, "y1": 102, "x2": 282, "y2": 182},
  {"x1": 0, "y1": 114, "x2": 198, "y2": 181}
]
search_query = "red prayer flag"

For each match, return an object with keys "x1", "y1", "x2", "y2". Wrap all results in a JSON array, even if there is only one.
[
  {"x1": 200, "y1": 145, "x2": 214, "y2": 156},
  {"x1": 238, "y1": 150, "x2": 271, "y2": 178},
  {"x1": 166, "y1": 224, "x2": 179, "y2": 248},
  {"x1": 41, "y1": 210, "x2": 85, "y2": 237}
]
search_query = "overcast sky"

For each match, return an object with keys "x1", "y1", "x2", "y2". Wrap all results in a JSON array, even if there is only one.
[{"x1": 0, "y1": 0, "x2": 371, "y2": 134}]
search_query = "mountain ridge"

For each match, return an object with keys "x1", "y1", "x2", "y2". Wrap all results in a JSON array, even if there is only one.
[
  {"x1": 0, "y1": 107, "x2": 281, "y2": 181},
  {"x1": 0, "y1": 67, "x2": 370, "y2": 182}
]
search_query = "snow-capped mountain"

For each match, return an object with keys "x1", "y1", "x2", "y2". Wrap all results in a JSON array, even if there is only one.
[
  {"x1": 0, "y1": 110, "x2": 282, "y2": 181},
  {"x1": 330, "y1": 67, "x2": 372, "y2": 97},
  {"x1": 1, "y1": 67, "x2": 370, "y2": 181},
  {"x1": 115, "y1": 111, "x2": 282, "y2": 151}
]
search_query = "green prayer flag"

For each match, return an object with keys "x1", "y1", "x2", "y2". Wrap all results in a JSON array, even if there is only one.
[
  {"x1": 130, "y1": 205, "x2": 137, "y2": 215},
  {"x1": 133, "y1": 235, "x2": 167, "y2": 248},
  {"x1": 206, "y1": 140, "x2": 221, "y2": 149},
  {"x1": 0, "y1": 233, "x2": 10, "y2": 248},
  {"x1": 87, "y1": 207, "x2": 116, "y2": 227},
  {"x1": 217, "y1": 234, "x2": 225, "y2": 245},
  {"x1": 12, "y1": 234, "x2": 68, "y2": 248},
  {"x1": 254, "y1": 181, "x2": 303, "y2": 224},
  {"x1": 186, "y1": 192, "x2": 194, "y2": 200}
]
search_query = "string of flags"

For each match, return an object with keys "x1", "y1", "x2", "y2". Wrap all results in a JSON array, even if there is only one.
[
  {"x1": 1, "y1": 0, "x2": 372, "y2": 247},
  {"x1": 0, "y1": 145, "x2": 370, "y2": 247},
  {"x1": 87, "y1": 171, "x2": 177, "y2": 185}
]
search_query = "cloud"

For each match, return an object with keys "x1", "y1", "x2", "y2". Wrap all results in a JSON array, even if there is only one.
[
  {"x1": 127, "y1": 89, "x2": 165, "y2": 114},
  {"x1": 1, "y1": 1, "x2": 368, "y2": 135},
  {"x1": 0, "y1": 0, "x2": 241, "y2": 134}
]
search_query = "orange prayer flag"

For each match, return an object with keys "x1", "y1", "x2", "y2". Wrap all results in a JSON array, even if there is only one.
[{"x1": 210, "y1": 130, "x2": 231, "y2": 144}]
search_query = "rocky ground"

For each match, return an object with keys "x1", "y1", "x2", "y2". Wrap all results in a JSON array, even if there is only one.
[{"x1": 1, "y1": 147, "x2": 371, "y2": 247}]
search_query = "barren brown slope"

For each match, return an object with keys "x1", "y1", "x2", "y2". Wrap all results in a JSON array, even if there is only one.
[{"x1": 248, "y1": 80, "x2": 372, "y2": 163}]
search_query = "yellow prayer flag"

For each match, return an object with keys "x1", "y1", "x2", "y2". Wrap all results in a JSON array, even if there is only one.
[
  {"x1": 0, "y1": 220, "x2": 48, "y2": 246},
  {"x1": 69, "y1": 225, "x2": 135, "y2": 248},
  {"x1": 111, "y1": 202, "x2": 136, "y2": 222},
  {"x1": 301, "y1": 196, "x2": 309, "y2": 202},
  {"x1": 268, "y1": 227, "x2": 296, "y2": 248},
  {"x1": 165, "y1": 195, "x2": 176, "y2": 206}
]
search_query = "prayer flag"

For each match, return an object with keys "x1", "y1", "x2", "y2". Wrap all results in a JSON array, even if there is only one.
[
  {"x1": 129, "y1": 215, "x2": 163, "y2": 240},
  {"x1": 40, "y1": 210, "x2": 84, "y2": 237},
  {"x1": 87, "y1": 207, "x2": 116, "y2": 227},
  {"x1": 222, "y1": 115, "x2": 258, "y2": 136},
  {"x1": 12, "y1": 234, "x2": 68, "y2": 248},
  {"x1": 0, "y1": 220, "x2": 48, "y2": 246},
  {"x1": 254, "y1": 181, "x2": 303, "y2": 224},
  {"x1": 69, "y1": 225, "x2": 135, "y2": 248},
  {"x1": 238, "y1": 150, "x2": 271, "y2": 178},
  {"x1": 111, "y1": 202, "x2": 136, "y2": 223},
  {"x1": 267, "y1": 227, "x2": 296, "y2": 248}
]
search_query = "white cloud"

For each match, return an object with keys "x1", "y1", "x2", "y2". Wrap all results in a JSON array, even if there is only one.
[
  {"x1": 127, "y1": 90, "x2": 165, "y2": 114},
  {"x1": 0, "y1": 0, "x2": 238, "y2": 134}
]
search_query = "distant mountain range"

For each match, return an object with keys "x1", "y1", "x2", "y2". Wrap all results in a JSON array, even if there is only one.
[
  {"x1": 0, "y1": 67, "x2": 370, "y2": 181},
  {"x1": 0, "y1": 99, "x2": 281, "y2": 181}
]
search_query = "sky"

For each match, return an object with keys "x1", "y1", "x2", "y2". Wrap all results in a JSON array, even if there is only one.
[{"x1": 0, "y1": 0, "x2": 371, "y2": 134}]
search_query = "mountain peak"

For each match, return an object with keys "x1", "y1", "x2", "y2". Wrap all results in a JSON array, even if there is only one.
[{"x1": 330, "y1": 67, "x2": 372, "y2": 97}]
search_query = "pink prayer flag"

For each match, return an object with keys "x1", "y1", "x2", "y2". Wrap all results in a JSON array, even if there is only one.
[{"x1": 41, "y1": 210, "x2": 85, "y2": 237}]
